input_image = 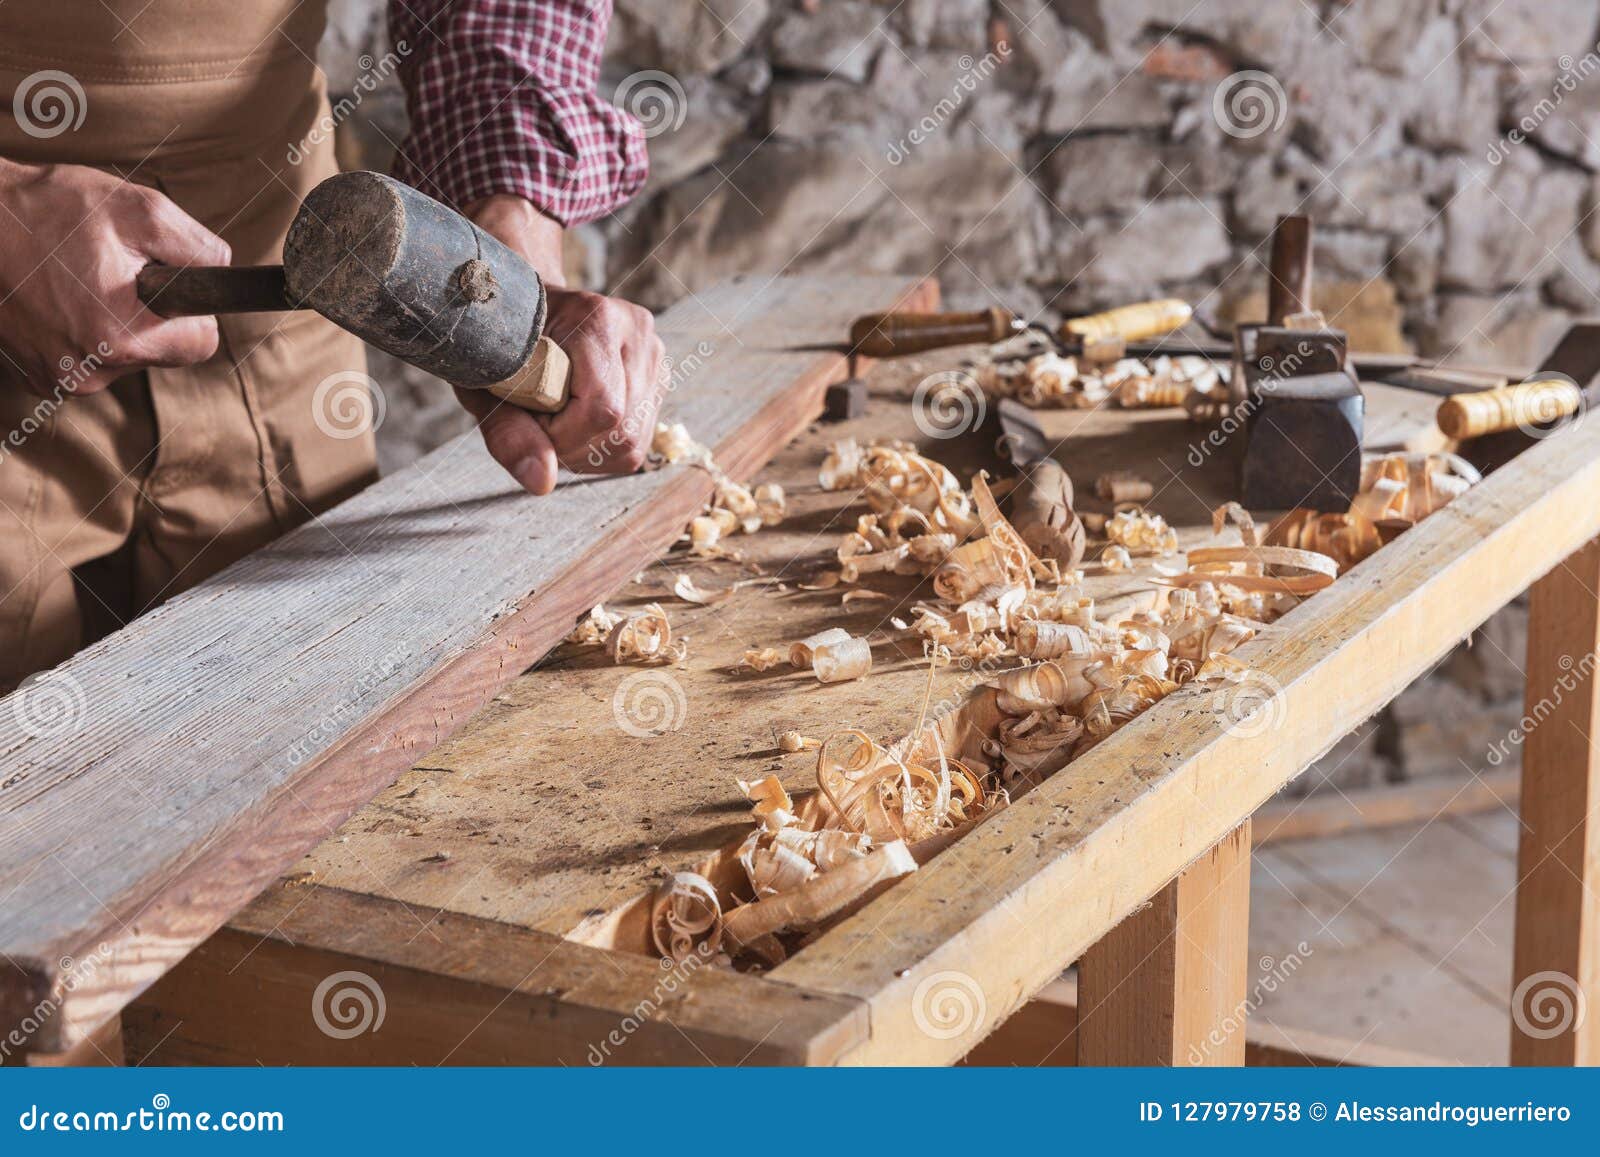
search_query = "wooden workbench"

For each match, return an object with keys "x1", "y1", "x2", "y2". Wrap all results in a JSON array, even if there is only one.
[{"x1": 113, "y1": 316, "x2": 1600, "y2": 1067}]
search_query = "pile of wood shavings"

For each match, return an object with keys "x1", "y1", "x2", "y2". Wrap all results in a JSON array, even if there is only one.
[
  {"x1": 638, "y1": 433, "x2": 1482, "y2": 970},
  {"x1": 653, "y1": 420, "x2": 788, "y2": 559},
  {"x1": 979, "y1": 350, "x2": 1225, "y2": 413}
]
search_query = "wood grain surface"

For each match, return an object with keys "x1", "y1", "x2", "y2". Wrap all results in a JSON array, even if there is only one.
[{"x1": 0, "y1": 273, "x2": 935, "y2": 1053}]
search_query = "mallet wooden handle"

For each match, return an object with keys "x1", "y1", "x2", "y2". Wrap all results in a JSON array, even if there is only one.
[
  {"x1": 1062, "y1": 298, "x2": 1192, "y2": 344},
  {"x1": 1436, "y1": 379, "x2": 1582, "y2": 440},
  {"x1": 484, "y1": 336, "x2": 570, "y2": 414},
  {"x1": 137, "y1": 264, "x2": 292, "y2": 316},
  {"x1": 849, "y1": 307, "x2": 1017, "y2": 357}
]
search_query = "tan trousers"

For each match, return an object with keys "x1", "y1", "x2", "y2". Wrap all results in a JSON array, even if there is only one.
[{"x1": 0, "y1": 0, "x2": 375, "y2": 689}]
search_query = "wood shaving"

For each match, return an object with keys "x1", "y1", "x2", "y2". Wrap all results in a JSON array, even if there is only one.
[
  {"x1": 741, "y1": 646, "x2": 787, "y2": 672},
  {"x1": 650, "y1": 872, "x2": 722, "y2": 962},
  {"x1": 779, "y1": 731, "x2": 821, "y2": 753},
  {"x1": 1106, "y1": 508, "x2": 1178, "y2": 556},
  {"x1": 791, "y1": 627, "x2": 852, "y2": 668},
  {"x1": 673, "y1": 574, "x2": 732, "y2": 605},
  {"x1": 1102, "y1": 544, "x2": 1133, "y2": 571},
  {"x1": 567, "y1": 604, "x2": 623, "y2": 646},
  {"x1": 1095, "y1": 471, "x2": 1154, "y2": 504},
  {"x1": 813, "y1": 636, "x2": 872, "y2": 683},
  {"x1": 606, "y1": 604, "x2": 687, "y2": 664}
]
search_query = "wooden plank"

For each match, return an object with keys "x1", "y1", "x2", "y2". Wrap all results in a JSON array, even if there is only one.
[
  {"x1": 1512, "y1": 535, "x2": 1600, "y2": 1066},
  {"x1": 1078, "y1": 823, "x2": 1251, "y2": 1066},
  {"x1": 122, "y1": 884, "x2": 865, "y2": 1066},
  {"x1": 0, "y1": 273, "x2": 937, "y2": 1054},
  {"x1": 772, "y1": 411, "x2": 1600, "y2": 1064},
  {"x1": 1254, "y1": 768, "x2": 1520, "y2": 846}
]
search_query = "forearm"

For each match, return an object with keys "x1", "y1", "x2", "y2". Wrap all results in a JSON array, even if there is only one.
[{"x1": 386, "y1": 0, "x2": 647, "y2": 225}]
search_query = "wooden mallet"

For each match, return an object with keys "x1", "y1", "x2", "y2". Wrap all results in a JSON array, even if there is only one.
[{"x1": 136, "y1": 171, "x2": 569, "y2": 413}]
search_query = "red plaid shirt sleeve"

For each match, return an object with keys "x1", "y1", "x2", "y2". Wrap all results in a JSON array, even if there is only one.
[{"x1": 387, "y1": 0, "x2": 648, "y2": 226}]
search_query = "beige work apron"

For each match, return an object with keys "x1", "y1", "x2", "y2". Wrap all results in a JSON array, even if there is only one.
[{"x1": 0, "y1": 0, "x2": 377, "y2": 688}]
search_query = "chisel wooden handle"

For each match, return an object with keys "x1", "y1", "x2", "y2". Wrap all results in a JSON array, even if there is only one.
[
  {"x1": 1062, "y1": 298, "x2": 1193, "y2": 344},
  {"x1": 1436, "y1": 379, "x2": 1582, "y2": 439},
  {"x1": 137, "y1": 264, "x2": 293, "y2": 316},
  {"x1": 849, "y1": 307, "x2": 1017, "y2": 357}
]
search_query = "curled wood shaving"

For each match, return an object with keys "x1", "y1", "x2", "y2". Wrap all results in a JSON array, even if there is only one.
[
  {"x1": 650, "y1": 872, "x2": 722, "y2": 962},
  {"x1": 741, "y1": 646, "x2": 787, "y2": 672},
  {"x1": 1102, "y1": 544, "x2": 1133, "y2": 571},
  {"x1": 567, "y1": 605, "x2": 623, "y2": 646},
  {"x1": 813, "y1": 636, "x2": 873, "y2": 683},
  {"x1": 673, "y1": 574, "x2": 732, "y2": 605},
  {"x1": 722, "y1": 841, "x2": 916, "y2": 961},
  {"x1": 606, "y1": 604, "x2": 686, "y2": 664},
  {"x1": 754, "y1": 482, "x2": 787, "y2": 526},
  {"x1": 791, "y1": 627, "x2": 852, "y2": 669},
  {"x1": 1106, "y1": 508, "x2": 1178, "y2": 556},
  {"x1": 779, "y1": 730, "x2": 821, "y2": 753}
]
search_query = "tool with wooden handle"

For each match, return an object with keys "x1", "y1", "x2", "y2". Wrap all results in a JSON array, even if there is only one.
[
  {"x1": 136, "y1": 170, "x2": 570, "y2": 414},
  {"x1": 848, "y1": 298, "x2": 1194, "y2": 359},
  {"x1": 1436, "y1": 379, "x2": 1583, "y2": 440}
]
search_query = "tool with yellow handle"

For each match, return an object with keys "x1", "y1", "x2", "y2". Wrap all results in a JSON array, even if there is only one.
[
  {"x1": 1436, "y1": 379, "x2": 1583, "y2": 440},
  {"x1": 848, "y1": 298, "x2": 1198, "y2": 359}
]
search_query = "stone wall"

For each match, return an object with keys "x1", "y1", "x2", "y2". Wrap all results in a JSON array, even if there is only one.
[{"x1": 320, "y1": 0, "x2": 1569, "y2": 789}]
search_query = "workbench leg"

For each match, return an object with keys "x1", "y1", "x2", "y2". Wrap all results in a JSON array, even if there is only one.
[
  {"x1": 1511, "y1": 537, "x2": 1600, "y2": 1066},
  {"x1": 1077, "y1": 822, "x2": 1251, "y2": 1066}
]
